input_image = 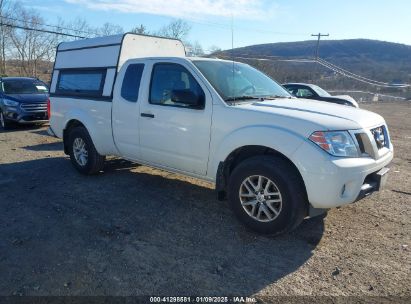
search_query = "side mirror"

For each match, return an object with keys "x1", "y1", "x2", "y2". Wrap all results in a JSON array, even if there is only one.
[{"x1": 171, "y1": 89, "x2": 204, "y2": 109}]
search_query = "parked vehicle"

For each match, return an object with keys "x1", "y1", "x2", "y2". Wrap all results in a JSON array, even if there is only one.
[
  {"x1": 48, "y1": 33, "x2": 393, "y2": 234},
  {"x1": 283, "y1": 83, "x2": 359, "y2": 107},
  {"x1": 0, "y1": 77, "x2": 49, "y2": 129}
]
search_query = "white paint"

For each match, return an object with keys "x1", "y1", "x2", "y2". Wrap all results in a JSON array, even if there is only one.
[
  {"x1": 111, "y1": 59, "x2": 145, "y2": 160},
  {"x1": 119, "y1": 34, "x2": 186, "y2": 69},
  {"x1": 50, "y1": 53, "x2": 394, "y2": 210},
  {"x1": 51, "y1": 33, "x2": 185, "y2": 96},
  {"x1": 54, "y1": 45, "x2": 121, "y2": 69},
  {"x1": 137, "y1": 59, "x2": 212, "y2": 175},
  {"x1": 103, "y1": 68, "x2": 116, "y2": 96}
]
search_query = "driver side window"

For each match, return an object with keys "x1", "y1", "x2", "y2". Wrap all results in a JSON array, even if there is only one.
[{"x1": 149, "y1": 63, "x2": 204, "y2": 108}]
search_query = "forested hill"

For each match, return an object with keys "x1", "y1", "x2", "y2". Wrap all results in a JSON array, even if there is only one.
[{"x1": 216, "y1": 39, "x2": 411, "y2": 86}]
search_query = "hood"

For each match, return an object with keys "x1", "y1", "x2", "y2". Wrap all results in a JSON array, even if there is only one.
[
  {"x1": 235, "y1": 98, "x2": 384, "y2": 134},
  {"x1": 332, "y1": 95, "x2": 359, "y2": 108},
  {"x1": 4, "y1": 93, "x2": 49, "y2": 104}
]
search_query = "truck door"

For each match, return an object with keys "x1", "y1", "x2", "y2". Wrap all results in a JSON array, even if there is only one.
[
  {"x1": 112, "y1": 62, "x2": 145, "y2": 160},
  {"x1": 139, "y1": 61, "x2": 212, "y2": 176}
]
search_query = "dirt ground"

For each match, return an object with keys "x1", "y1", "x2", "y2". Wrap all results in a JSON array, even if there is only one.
[{"x1": 0, "y1": 102, "x2": 410, "y2": 299}]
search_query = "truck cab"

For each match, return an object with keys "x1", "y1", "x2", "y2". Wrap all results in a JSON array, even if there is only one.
[{"x1": 48, "y1": 33, "x2": 393, "y2": 235}]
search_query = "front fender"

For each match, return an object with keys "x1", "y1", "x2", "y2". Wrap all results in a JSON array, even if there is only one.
[{"x1": 208, "y1": 125, "x2": 306, "y2": 179}]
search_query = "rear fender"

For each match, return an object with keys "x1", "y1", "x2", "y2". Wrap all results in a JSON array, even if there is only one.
[{"x1": 63, "y1": 109, "x2": 105, "y2": 155}]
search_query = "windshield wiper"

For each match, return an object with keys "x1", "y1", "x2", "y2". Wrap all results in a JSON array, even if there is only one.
[
  {"x1": 225, "y1": 96, "x2": 262, "y2": 102},
  {"x1": 225, "y1": 95, "x2": 294, "y2": 103},
  {"x1": 261, "y1": 95, "x2": 293, "y2": 100}
]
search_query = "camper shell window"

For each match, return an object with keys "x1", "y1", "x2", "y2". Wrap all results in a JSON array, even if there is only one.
[{"x1": 56, "y1": 69, "x2": 106, "y2": 97}]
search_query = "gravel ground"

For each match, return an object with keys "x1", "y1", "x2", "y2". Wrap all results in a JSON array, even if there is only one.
[{"x1": 0, "y1": 102, "x2": 410, "y2": 299}]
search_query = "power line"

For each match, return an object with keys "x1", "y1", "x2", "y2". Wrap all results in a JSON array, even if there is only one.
[
  {"x1": 158, "y1": 15, "x2": 309, "y2": 36},
  {"x1": 215, "y1": 54, "x2": 410, "y2": 88},
  {"x1": 0, "y1": 15, "x2": 95, "y2": 36},
  {"x1": 315, "y1": 59, "x2": 409, "y2": 88},
  {"x1": 317, "y1": 58, "x2": 393, "y2": 86},
  {"x1": 217, "y1": 54, "x2": 316, "y2": 63},
  {"x1": 0, "y1": 22, "x2": 86, "y2": 38},
  {"x1": 218, "y1": 50, "x2": 410, "y2": 87}
]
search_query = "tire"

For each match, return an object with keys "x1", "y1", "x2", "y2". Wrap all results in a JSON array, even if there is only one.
[
  {"x1": 67, "y1": 126, "x2": 105, "y2": 175},
  {"x1": 0, "y1": 110, "x2": 11, "y2": 130},
  {"x1": 227, "y1": 155, "x2": 308, "y2": 235}
]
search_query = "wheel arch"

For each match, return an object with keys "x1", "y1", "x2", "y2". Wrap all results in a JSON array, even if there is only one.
[
  {"x1": 215, "y1": 144, "x2": 307, "y2": 202},
  {"x1": 63, "y1": 119, "x2": 87, "y2": 155}
]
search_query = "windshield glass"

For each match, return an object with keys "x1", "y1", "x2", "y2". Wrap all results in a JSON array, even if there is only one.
[
  {"x1": 311, "y1": 85, "x2": 331, "y2": 97},
  {"x1": 1, "y1": 79, "x2": 49, "y2": 94},
  {"x1": 193, "y1": 60, "x2": 292, "y2": 101}
]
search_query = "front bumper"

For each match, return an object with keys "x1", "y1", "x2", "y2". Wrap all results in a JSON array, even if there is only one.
[
  {"x1": 355, "y1": 167, "x2": 390, "y2": 201},
  {"x1": 3, "y1": 106, "x2": 48, "y2": 124},
  {"x1": 292, "y1": 140, "x2": 393, "y2": 209}
]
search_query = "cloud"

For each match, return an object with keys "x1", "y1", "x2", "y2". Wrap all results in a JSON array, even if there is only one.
[{"x1": 64, "y1": 0, "x2": 277, "y2": 19}]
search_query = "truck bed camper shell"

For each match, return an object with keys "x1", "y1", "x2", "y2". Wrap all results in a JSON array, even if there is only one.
[{"x1": 50, "y1": 33, "x2": 186, "y2": 99}]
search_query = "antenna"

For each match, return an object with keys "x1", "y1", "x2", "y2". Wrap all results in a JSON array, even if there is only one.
[{"x1": 231, "y1": 13, "x2": 235, "y2": 101}]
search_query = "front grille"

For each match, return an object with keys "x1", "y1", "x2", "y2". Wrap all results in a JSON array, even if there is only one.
[
  {"x1": 352, "y1": 125, "x2": 390, "y2": 159},
  {"x1": 20, "y1": 103, "x2": 47, "y2": 113},
  {"x1": 370, "y1": 125, "x2": 388, "y2": 150}
]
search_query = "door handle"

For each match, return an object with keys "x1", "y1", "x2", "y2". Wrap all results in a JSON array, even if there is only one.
[{"x1": 141, "y1": 113, "x2": 155, "y2": 118}]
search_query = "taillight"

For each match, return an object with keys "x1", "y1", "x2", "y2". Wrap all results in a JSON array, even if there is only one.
[{"x1": 47, "y1": 98, "x2": 51, "y2": 119}]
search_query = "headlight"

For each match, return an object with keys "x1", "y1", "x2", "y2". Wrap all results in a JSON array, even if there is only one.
[
  {"x1": 3, "y1": 98, "x2": 19, "y2": 107},
  {"x1": 309, "y1": 131, "x2": 359, "y2": 157}
]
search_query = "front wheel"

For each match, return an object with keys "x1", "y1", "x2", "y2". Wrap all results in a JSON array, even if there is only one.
[
  {"x1": 68, "y1": 126, "x2": 105, "y2": 175},
  {"x1": 0, "y1": 111, "x2": 11, "y2": 130},
  {"x1": 228, "y1": 155, "x2": 308, "y2": 235}
]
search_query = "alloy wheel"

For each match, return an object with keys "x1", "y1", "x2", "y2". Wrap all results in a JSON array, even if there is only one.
[
  {"x1": 73, "y1": 137, "x2": 88, "y2": 167},
  {"x1": 239, "y1": 175, "x2": 283, "y2": 222}
]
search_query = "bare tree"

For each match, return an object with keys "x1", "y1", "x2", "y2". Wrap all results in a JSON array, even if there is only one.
[
  {"x1": 186, "y1": 41, "x2": 204, "y2": 57},
  {"x1": 0, "y1": 0, "x2": 13, "y2": 75},
  {"x1": 97, "y1": 22, "x2": 124, "y2": 37},
  {"x1": 130, "y1": 24, "x2": 149, "y2": 35},
  {"x1": 63, "y1": 17, "x2": 94, "y2": 38},
  {"x1": 157, "y1": 19, "x2": 191, "y2": 40},
  {"x1": 8, "y1": 3, "x2": 59, "y2": 76}
]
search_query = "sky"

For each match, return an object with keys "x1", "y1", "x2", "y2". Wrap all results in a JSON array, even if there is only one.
[{"x1": 18, "y1": 0, "x2": 411, "y2": 51}]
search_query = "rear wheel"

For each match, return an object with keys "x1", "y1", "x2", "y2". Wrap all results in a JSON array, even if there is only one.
[
  {"x1": 228, "y1": 155, "x2": 308, "y2": 235},
  {"x1": 68, "y1": 126, "x2": 105, "y2": 175}
]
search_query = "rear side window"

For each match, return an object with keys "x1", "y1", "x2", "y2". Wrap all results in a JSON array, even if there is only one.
[
  {"x1": 121, "y1": 64, "x2": 144, "y2": 102},
  {"x1": 56, "y1": 69, "x2": 106, "y2": 97}
]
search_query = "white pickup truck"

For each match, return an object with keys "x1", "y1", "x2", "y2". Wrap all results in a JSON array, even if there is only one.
[{"x1": 48, "y1": 33, "x2": 393, "y2": 234}]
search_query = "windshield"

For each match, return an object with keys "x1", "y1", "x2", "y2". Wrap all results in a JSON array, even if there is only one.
[
  {"x1": 311, "y1": 85, "x2": 331, "y2": 97},
  {"x1": 1, "y1": 79, "x2": 49, "y2": 94},
  {"x1": 193, "y1": 60, "x2": 292, "y2": 102}
]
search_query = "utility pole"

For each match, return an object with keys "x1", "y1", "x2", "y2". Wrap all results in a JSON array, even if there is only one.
[{"x1": 311, "y1": 33, "x2": 329, "y2": 60}]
